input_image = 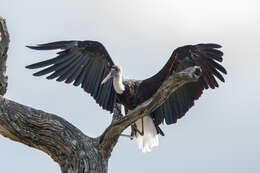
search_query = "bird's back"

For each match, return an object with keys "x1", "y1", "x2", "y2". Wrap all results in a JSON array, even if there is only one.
[{"x1": 117, "y1": 78, "x2": 164, "y2": 110}]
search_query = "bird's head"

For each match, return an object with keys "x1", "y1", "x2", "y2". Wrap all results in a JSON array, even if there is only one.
[{"x1": 101, "y1": 65, "x2": 121, "y2": 85}]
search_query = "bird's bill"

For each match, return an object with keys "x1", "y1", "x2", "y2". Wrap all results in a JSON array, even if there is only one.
[{"x1": 101, "y1": 71, "x2": 112, "y2": 85}]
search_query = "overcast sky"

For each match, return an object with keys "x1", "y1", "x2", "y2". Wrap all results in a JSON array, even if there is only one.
[{"x1": 1, "y1": 0, "x2": 260, "y2": 173}]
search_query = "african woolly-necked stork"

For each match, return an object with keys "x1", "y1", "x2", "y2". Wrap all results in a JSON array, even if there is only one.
[{"x1": 26, "y1": 40, "x2": 226, "y2": 152}]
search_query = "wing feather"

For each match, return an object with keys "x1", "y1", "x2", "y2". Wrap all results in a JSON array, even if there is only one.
[
  {"x1": 151, "y1": 43, "x2": 226, "y2": 126},
  {"x1": 73, "y1": 58, "x2": 91, "y2": 86},
  {"x1": 65, "y1": 57, "x2": 88, "y2": 84},
  {"x1": 26, "y1": 40, "x2": 116, "y2": 112},
  {"x1": 61, "y1": 55, "x2": 86, "y2": 83}
]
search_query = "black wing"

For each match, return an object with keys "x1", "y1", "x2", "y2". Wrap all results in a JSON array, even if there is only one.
[
  {"x1": 26, "y1": 40, "x2": 116, "y2": 112},
  {"x1": 150, "y1": 43, "x2": 227, "y2": 126}
]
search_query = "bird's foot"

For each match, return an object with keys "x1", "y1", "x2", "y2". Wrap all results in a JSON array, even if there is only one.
[{"x1": 120, "y1": 134, "x2": 135, "y2": 140}]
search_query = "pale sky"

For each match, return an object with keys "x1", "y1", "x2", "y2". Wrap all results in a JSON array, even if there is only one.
[{"x1": 0, "y1": 0, "x2": 260, "y2": 173}]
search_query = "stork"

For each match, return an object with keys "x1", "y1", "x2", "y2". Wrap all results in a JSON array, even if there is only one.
[{"x1": 26, "y1": 40, "x2": 227, "y2": 152}]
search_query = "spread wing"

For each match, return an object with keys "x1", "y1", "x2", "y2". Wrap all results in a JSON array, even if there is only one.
[
  {"x1": 26, "y1": 40, "x2": 116, "y2": 112},
  {"x1": 150, "y1": 43, "x2": 227, "y2": 125}
]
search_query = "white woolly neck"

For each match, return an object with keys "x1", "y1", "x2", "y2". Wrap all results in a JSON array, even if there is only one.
[{"x1": 113, "y1": 69, "x2": 125, "y2": 94}]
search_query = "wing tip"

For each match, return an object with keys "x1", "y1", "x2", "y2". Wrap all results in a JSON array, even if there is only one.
[
  {"x1": 32, "y1": 72, "x2": 41, "y2": 77},
  {"x1": 25, "y1": 64, "x2": 33, "y2": 69},
  {"x1": 198, "y1": 43, "x2": 222, "y2": 49},
  {"x1": 26, "y1": 45, "x2": 39, "y2": 50}
]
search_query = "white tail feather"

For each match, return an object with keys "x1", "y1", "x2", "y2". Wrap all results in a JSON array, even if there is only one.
[{"x1": 135, "y1": 116, "x2": 159, "y2": 152}]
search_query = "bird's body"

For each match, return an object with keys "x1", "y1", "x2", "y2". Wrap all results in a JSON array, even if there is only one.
[
  {"x1": 26, "y1": 40, "x2": 227, "y2": 152},
  {"x1": 117, "y1": 79, "x2": 150, "y2": 110}
]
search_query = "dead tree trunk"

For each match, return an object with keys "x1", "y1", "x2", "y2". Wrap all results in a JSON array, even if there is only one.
[{"x1": 0, "y1": 17, "x2": 200, "y2": 173}]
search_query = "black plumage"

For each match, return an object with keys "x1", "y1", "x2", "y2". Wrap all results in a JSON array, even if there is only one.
[
  {"x1": 26, "y1": 41, "x2": 116, "y2": 112},
  {"x1": 26, "y1": 40, "x2": 226, "y2": 133}
]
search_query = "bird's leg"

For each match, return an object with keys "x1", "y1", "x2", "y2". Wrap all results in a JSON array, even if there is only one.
[
  {"x1": 120, "y1": 134, "x2": 134, "y2": 139},
  {"x1": 131, "y1": 118, "x2": 144, "y2": 136},
  {"x1": 130, "y1": 125, "x2": 136, "y2": 137},
  {"x1": 156, "y1": 126, "x2": 165, "y2": 136},
  {"x1": 120, "y1": 125, "x2": 136, "y2": 140},
  {"x1": 141, "y1": 117, "x2": 144, "y2": 136}
]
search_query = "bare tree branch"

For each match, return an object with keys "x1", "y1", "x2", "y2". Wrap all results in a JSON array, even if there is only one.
[
  {"x1": 0, "y1": 97, "x2": 107, "y2": 173},
  {"x1": 0, "y1": 16, "x2": 200, "y2": 173},
  {"x1": 0, "y1": 17, "x2": 9, "y2": 96}
]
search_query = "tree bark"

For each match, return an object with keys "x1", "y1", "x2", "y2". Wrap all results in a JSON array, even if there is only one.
[
  {"x1": 0, "y1": 17, "x2": 200, "y2": 173},
  {"x1": 0, "y1": 17, "x2": 8, "y2": 95}
]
